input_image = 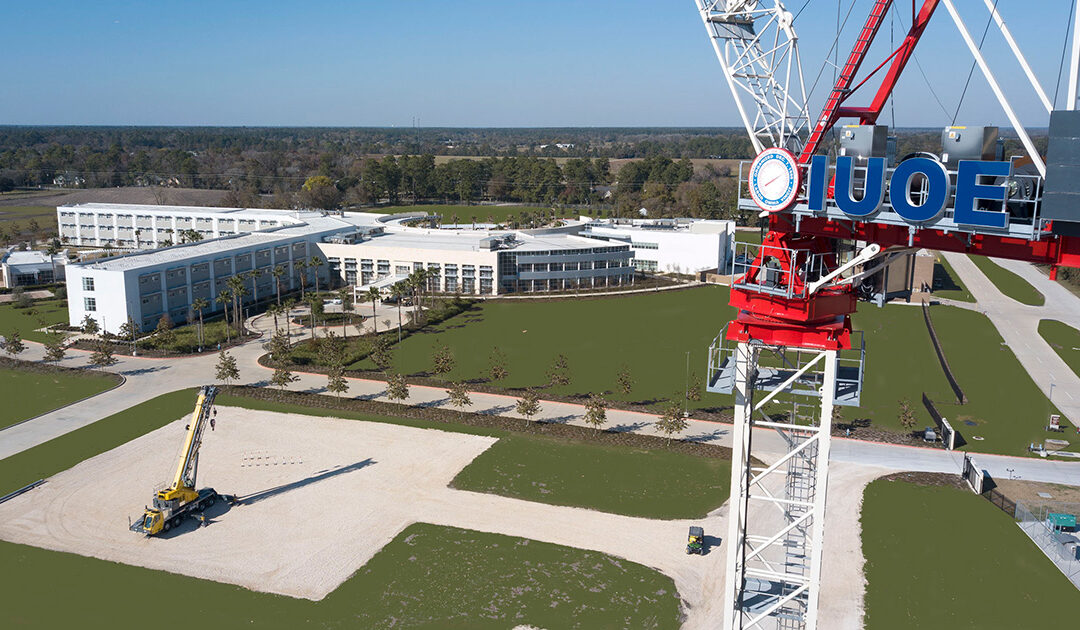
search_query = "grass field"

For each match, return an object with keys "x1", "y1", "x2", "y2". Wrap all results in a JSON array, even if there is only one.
[
  {"x1": 356, "y1": 204, "x2": 570, "y2": 224},
  {"x1": 0, "y1": 389, "x2": 685, "y2": 628},
  {"x1": 0, "y1": 367, "x2": 119, "y2": 429},
  {"x1": 351, "y1": 286, "x2": 1054, "y2": 455},
  {"x1": 0, "y1": 297, "x2": 67, "y2": 343},
  {"x1": 862, "y1": 479, "x2": 1080, "y2": 629},
  {"x1": 1038, "y1": 319, "x2": 1080, "y2": 378},
  {"x1": 931, "y1": 256, "x2": 975, "y2": 302},
  {"x1": 453, "y1": 434, "x2": 731, "y2": 518},
  {"x1": 1, "y1": 523, "x2": 679, "y2": 629},
  {"x1": 970, "y1": 255, "x2": 1045, "y2": 306},
  {"x1": 0, "y1": 205, "x2": 56, "y2": 228}
]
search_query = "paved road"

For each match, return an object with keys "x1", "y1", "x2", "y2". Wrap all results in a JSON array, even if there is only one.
[
  {"x1": 3, "y1": 307, "x2": 1078, "y2": 486},
  {"x1": 941, "y1": 252, "x2": 1080, "y2": 424}
]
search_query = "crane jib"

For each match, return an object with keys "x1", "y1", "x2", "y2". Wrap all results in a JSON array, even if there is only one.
[{"x1": 171, "y1": 386, "x2": 218, "y2": 491}]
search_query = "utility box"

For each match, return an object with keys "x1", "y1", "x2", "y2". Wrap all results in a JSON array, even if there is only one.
[
  {"x1": 1042, "y1": 110, "x2": 1080, "y2": 236},
  {"x1": 839, "y1": 125, "x2": 888, "y2": 162},
  {"x1": 940, "y1": 126, "x2": 999, "y2": 168}
]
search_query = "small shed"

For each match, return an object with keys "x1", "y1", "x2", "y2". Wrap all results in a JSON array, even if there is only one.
[{"x1": 1048, "y1": 512, "x2": 1077, "y2": 532}]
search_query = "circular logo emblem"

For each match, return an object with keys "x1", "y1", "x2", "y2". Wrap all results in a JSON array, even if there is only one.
[{"x1": 748, "y1": 148, "x2": 801, "y2": 213}]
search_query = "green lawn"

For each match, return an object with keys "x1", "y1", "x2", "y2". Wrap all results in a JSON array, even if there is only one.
[
  {"x1": 733, "y1": 229, "x2": 764, "y2": 246},
  {"x1": 932, "y1": 256, "x2": 975, "y2": 302},
  {"x1": 0, "y1": 389, "x2": 685, "y2": 628},
  {"x1": 0, "y1": 367, "x2": 119, "y2": 429},
  {"x1": 0, "y1": 297, "x2": 67, "y2": 343},
  {"x1": 453, "y1": 434, "x2": 731, "y2": 518},
  {"x1": 970, "y1": 255, "x2": 1045, "y2": 306},
  {"x1": 1038, "y1": 319, "x2": 1080, "y2": 378},
  {"x1": 1, "y1": 522, "x2": 679, "y2": 630},
  {"x1": 862, "y1": 479, "x2": 1080, "y2": 630},
  {"x1": 0, "y1": 205, "x2": 56, "y2": 227},
  {"x1": 355, "y1": 204, "x2": 571, "y2": 224},
  {"x1": 382, "y1": 286, "x2": 736, "y2": 411}
]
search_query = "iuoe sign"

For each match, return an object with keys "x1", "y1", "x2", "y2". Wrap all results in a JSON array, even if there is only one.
[{"x1": 804, "y1": 155, "x2": 1014, "y2": 230}]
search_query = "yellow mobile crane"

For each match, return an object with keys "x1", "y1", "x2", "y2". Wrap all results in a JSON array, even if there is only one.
[{"x1": 131, "y1": 386, "x2": 222, "y2": 535}]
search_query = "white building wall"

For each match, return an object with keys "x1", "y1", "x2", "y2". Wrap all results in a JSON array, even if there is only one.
[
  {"x1": 586, "y1": 221, "x2": 734, "y2": 274},
  {"x1": 317, "y1": 242, "x2": 498, "y2": 295},
  {"x1": 66, "y1": 266, "x2": 138, "y2": 334}
]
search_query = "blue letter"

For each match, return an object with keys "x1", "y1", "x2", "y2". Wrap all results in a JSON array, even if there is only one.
[
  {"x1": 807, "y1": 155, "x2": 829, "y2": 212},
  {"x1": 834, "y1": 156, "x2": 886, "y2": 218},
  {"x1": 953, "y1": 160, "x2": 1010, "y2": 229},
  {"x1": 889, "y1": 158, "x2": 950, "y2": 222}
]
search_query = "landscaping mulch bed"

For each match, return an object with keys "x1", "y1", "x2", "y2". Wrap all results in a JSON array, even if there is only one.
[
  {"x1": 69, "y1": 332, "x2": 259, "y2": 358},
  {"x1": 0, "y1": 356, "x2": 123, "y2": 384},
  {"x1": 831, "y1": 422, "x2": 946, "y2": 449},
  {"x1": 221, "y1": 385, "x2": 745, "y2": 462}
]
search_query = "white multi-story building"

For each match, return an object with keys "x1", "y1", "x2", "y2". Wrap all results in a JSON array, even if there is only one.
[
  {"x1": 1, "y1": 249, "x2": 67, "y2": 287},
  {"x1": 320, "y1": 228, "x2": 635, "y2": 295},
  {"x1": 66, "y1": 214, "x2": 355, "y2": 334},
  {"x1": 57, "y1": 203, "x2": 302, "y2": 249},
  {"x1": 581, "y1": 218, "x2": 736, "y2": 274}
]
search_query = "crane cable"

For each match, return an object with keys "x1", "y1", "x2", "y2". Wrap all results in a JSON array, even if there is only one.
[
  {"x1": 951, "y1": 0, "x2": 1001, "y2": 125},
  {"x1": 1054, "y1": 0, "x2": 1077, "y2": 109},
  {"x1": 889, "y1": 3, "x2": 951, "y2": 120}
]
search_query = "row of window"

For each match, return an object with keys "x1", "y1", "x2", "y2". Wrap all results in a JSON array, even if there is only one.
[{"x1": 632, "y1": 242, "x2": 660, "y2": 250}]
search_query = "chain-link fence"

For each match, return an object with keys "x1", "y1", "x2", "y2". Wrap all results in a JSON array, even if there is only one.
[{"x1": 1015, "y1": 501, "x2": 1080, "y2": 589}]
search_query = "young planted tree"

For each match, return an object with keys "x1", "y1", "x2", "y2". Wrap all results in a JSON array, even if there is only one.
[
  {"x1": 385, "y1": 372, "x2": 410, "y2": 404},
  {"x1": 391, "y1": 281, "x2": 408, "y2": 340},
  {"x1": 431, "y1": 342, "x2": 456, "y2": 376},
  {"x1": 215, "y1": 350, "x2": 240, "y2": 385},
  {"x1": 118, "y1": 317, "x2": 139, "y2": 356},
  {"x1": 80, "y1": 314, "x2": 99, "y2": 336},
  {"x1": 155, "y1": 314, "x2": 175, "y2": 348},
  {"x1": 283, "y1": 298, "x2": 297, "y2": 346},
  {"x1": 446, "y1": 381, "x2": 472, "y2": 418},
  {"x1": 89, "y1": 339, "x2": 118, "y2": 368},
  {"x1": 335, "y1": 287, "x2": 352, "y2": 339},
  {"x1": 546, "y1": 354, "x2": 571, "y2": 388},
  {"x1": 3, "y1": 329, "x2": 26, "y2": 356},
  {"x1": 655, "y1": 399, "x2": 689, "y2": 444},
  {"x1": 268, "y1": 328, "x2": 292, "y2": 363},
  {"x1": 43, "y1": 339, "x2": 67, "y2": 363},
  {"x1": 898, "y1": 398, "x2": 918, "y2": 434},
  {"x1": 616, "y1": 364, "x2": 634, "y2": 396},
  {"x1": 306, "y1": 293, "x2": 324, "y2": 340},
  {"x1": 270, "y1": 365, "x2": 299, "y2": 390},
  {"x1": 488, "y1": 346, "x2": 509, "y2": 382},
  {"x1": 515, "y1": 388, "x2": 542, "y2": 429},
  {"x1": 370, "y1": 334, "x2": 394, "y2": 371},
  {"x1": 687, "y1": 371, "x2": 703, "y2": 403},
  {"x1": 266, "y1": 302, "x2": 282, "y2": 334},
  {"x1": 326, "y1": 366, "x2": 349, "y2": 397},
  {"x1": 583, "y1": 394, "x2": 608, "y2": 433}
]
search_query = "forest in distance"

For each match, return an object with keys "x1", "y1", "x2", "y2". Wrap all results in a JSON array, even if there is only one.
[{"x1": 0, "y1": 126, "x2": 1047, "y2": 224}]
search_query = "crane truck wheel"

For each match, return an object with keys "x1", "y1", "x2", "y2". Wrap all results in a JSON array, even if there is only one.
[{"x1": 163, "y1": 520, "x2": 171, "y2": 532}]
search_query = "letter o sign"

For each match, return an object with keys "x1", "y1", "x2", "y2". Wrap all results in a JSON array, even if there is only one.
[{"x1": 889, "y1": 157, "x2": 950, "y2": 223}]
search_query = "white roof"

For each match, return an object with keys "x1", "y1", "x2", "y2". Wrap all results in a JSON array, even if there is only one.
[{"x1": 350, "y1": 228, "x2": 621, "y2": 253}]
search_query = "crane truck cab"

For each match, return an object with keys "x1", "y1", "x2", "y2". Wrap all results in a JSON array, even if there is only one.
[{"x1": 130, "y1": 386, "x2": 223, "y2": 536}]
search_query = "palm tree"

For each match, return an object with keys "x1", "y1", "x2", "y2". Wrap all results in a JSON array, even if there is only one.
[
  {"x1": 266, "y1": 302, "x2": 282, "y2": 333},
  {"x1": 246, "y1": 269, "x2": 260, "y2": 308},
  {"x1": 226, "y1": 275, "x2": 248, "y2": 337},
  {"x1": 310, "y1": 255, "x2": 324, "y2": 294},
  {"x1": 271, "y1": 264, "x2": 286, "y2": 305},
  {"x1": 391, "y1": 282, "x2": 408, "y2": 342},
  {"x1": 305, "y1": 293, "x2": 320, "y2": 341},
  {"x1": 283, "y1": 297, "x2": 297, "y2": 346},
  {"x1": 191, "y1": 297, "x2": 209, "y2": 351},
  {"x1": 215, "y1": 289, "x2": 233, "y2": 343},
  {"x1": 336, "y1": 287, "x2": 351, "y2": 339},
  {"x1": 295, "y1": 259, "x2": 308, "y2": 298},
  {"x1": 365, "y1": 287, "x2": 381, "y2": 334}
]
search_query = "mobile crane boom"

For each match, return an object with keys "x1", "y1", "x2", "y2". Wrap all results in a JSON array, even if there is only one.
[{"x1": 130, "y1": 386, "x2": 221, "y2": 535}]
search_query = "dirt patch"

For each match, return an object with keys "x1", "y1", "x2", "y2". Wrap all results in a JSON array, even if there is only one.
[
  {"x1": 991, "y1": 478, "x2": 1080, "y2": 506},
  {"x1": 0, "y1": 407, "x2": 498, "y2": 600}
]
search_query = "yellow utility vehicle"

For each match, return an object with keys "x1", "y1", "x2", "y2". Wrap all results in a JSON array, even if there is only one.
[{"x1": 130, "y1": 386, "x2": 221, "y2": 535}]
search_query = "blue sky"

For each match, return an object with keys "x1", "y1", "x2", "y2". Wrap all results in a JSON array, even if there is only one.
[{"x1": 0, "y1": 0, "x2": 1074, "y2": 127}]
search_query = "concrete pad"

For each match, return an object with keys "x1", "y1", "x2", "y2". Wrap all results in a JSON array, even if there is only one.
[{"x1": 0, "y1": 407, "x2": 497, "y2": 600}]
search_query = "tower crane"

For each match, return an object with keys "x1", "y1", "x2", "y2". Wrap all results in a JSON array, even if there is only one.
[
  {"x1": 695, "y1": 1, "x2": 1080, "y2": 628},
  {"x1": 131, "y1": 386, "x2": 222, "y2": 535}
]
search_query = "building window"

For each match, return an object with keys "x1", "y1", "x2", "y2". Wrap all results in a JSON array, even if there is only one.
[
  {"x1": 445, "y1": 277, "x2": 459, "y2": 292},
  {"x1": 84, "y1": 297, "x2": 97, "y2": 312},
  {"x1": 444, "y1": 264, "x2": 458, "y2": 277},
  {"x1": 82, "y1": 277, "x2": 95, "y2": 291},
  {"x1": 479, "y1": 266, "x2": 493, "y2": 279},
  {"x1": 377, "y1": 260, "x2": 390, "y2": 277},
  {"x1": 395, "y1": 265, "x2": 411, "y2": 276}
]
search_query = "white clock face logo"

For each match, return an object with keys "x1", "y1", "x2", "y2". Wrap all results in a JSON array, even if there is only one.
[{"x1": 748, "y1": 148, "x2": 801, "y2": 213}]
